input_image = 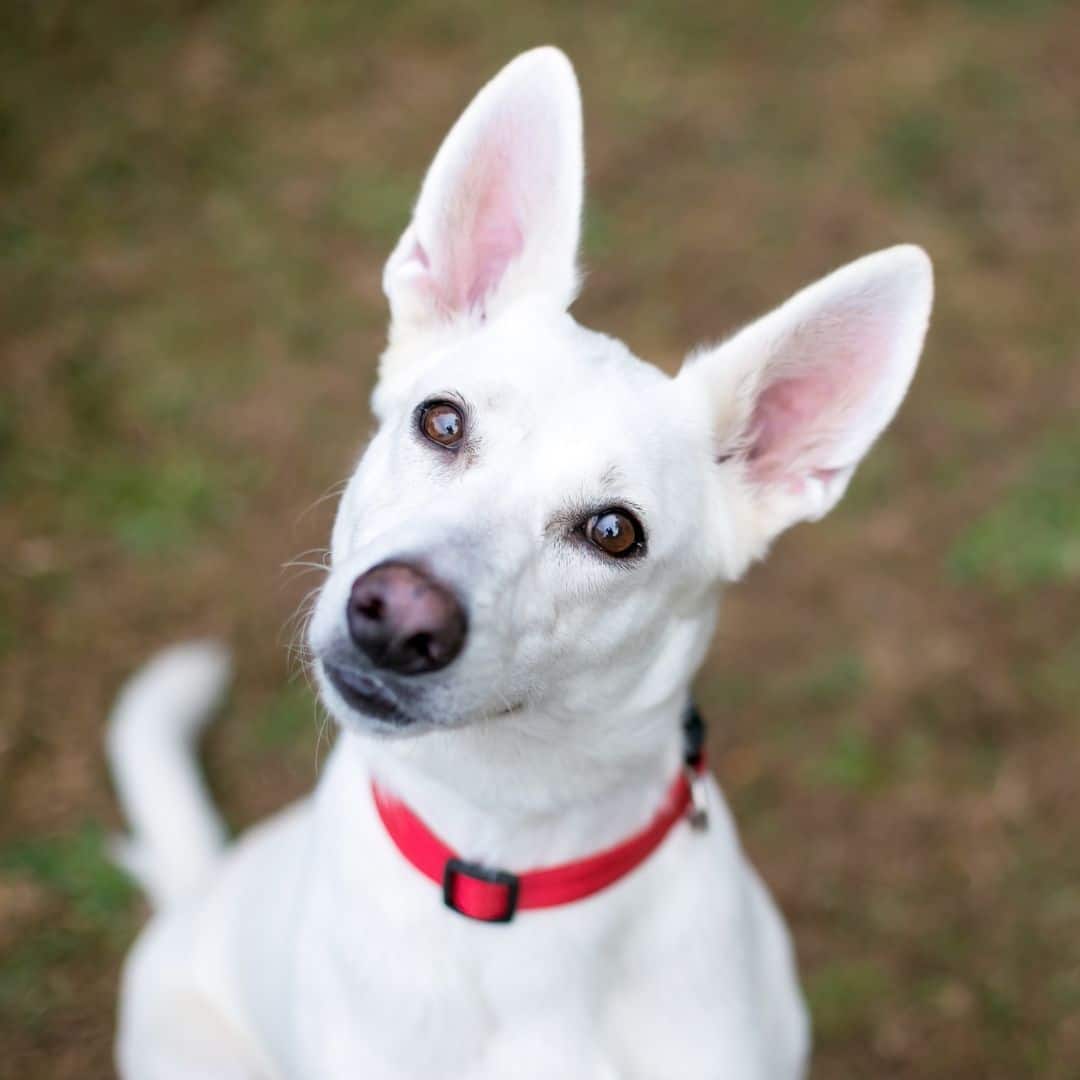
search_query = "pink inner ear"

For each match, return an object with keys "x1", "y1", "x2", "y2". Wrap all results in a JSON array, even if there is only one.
[
  {"x1": 748, "y1": 369, "x2": 837, "y2": 482},
  {"x1": 746, "y1": 328, "x2": 887, "y2": 486},
  {"x1": 409, "y1": 238, "x2": 431, "y2": 270},
  {"x1": 464, "y1": 180, "x2": 523, "y2": 310},
  {"x1": 436, "y1": 139, "x2": 526, "y2": 315}
]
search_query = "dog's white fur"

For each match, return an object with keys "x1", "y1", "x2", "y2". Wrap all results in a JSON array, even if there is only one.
[{"x1": 110, "y1": 47, "x2": 932, "y2": 1078}]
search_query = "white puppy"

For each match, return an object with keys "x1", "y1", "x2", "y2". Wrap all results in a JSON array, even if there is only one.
[{"x1": 109, "y1": 47, "x2": 932, "y2": 1079}]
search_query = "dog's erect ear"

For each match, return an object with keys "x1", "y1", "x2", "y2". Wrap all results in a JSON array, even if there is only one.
[
  {"x1": 680, "y1": 245, "x2": 933, "y2": 570},
  {"x1": 382, "y1": 47, "x2": 583, "y2": 336}
]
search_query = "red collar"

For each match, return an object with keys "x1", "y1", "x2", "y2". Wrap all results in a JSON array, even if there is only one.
[{"x1": 371, "y1": 707, "x2": 708, "y2": 923}]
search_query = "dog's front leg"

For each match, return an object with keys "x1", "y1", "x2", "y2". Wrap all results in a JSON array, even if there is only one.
[
  {"x1": 481, "y1": 1043, "x2": 620, "y2": 1080},
  {"x1": 478, "y1": 1017, "x2": 620, "y2": 1080},
  {"x1": 117, "y1": 997, "x2": 270, "y2": 1080},
  {"x1": 116, "y1": 914, "x2": 276, "y2": 1080}
]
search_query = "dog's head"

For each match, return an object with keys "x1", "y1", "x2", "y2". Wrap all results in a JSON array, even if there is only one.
[{"x1": 308, "y1": 48, "x2": 932, "y2": 740}]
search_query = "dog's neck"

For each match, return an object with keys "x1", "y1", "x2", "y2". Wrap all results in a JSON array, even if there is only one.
[{"x1": 343, "y1": 694, "x2": 690, "y2": 868}]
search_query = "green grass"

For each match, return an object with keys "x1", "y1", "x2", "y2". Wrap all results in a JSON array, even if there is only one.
[
  {"x1": 582, "y1": 201, "x2": 617, "y2": 260},
  {"x1": 949, "y1": 433, "x2": 1080, "y2": 590},
  {"x1": 57, "y1": 338, "x2": 121, "y2": 438},
  {"x1": 961, "y1": 0, "x2": 1065, "y2": 16},
  {"x1": 0, "y1": 825, "x2": 136, "y2": 1028},
  {"x1": 793, "y1": 651, "x2": 866, "y2": 711},
  {"x1": 1032, "y1": 635, "x2": 1080, "y2": 711},
  {"x1": 807, "y1": 726, "x2": 887, "y2": 793},
  {"x1": 837, "y1": 443, "x2": 900, "y2": 514},
  {"x1": 806, "y1": 959, "x2": 892, "y2": 1041},
  {"x1": 871, "y1": 105, "x2": 950, "y2": 198},
  {"x1": 327, "y1": 169, "x2": 416, "y2": 246},
  {"x1": 254, "y1": 681, "x2": 320, "y2": 750},
  {"x1": 0, "y1": 378, "x2": 14, "y2": 426},
  {"x1": 14, "y1": 449, "x2": 245, "y2": 557},
  {"x1": 947, "y1": 60, "x2": 1021, "y2": 115},
  {"x1": 80, "y1": 455, "x2": 234, "y2": 556},
  {"x1": 0, "y1": 608, "x2": 14, "y2": 655},
  {"x1": 0, "y1": 823, "x2": 135, "y2": 936},
  {"x1": 0, "y1": 393, "x2": 15, "y2": 473},
  {"x1": 0, "y1": 929, "x2": 88, "y2": 1028}
]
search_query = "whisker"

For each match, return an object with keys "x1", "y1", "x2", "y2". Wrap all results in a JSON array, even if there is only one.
[{"x1": 295, "y1": 479, "x2": 350, "y2": 526}]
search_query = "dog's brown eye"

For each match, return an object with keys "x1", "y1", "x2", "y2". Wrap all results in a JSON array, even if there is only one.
[
  {"x1": 420, "y1": 402, "x2": 464, "y2": 448},
  {"x1": 586, "y1": 510, "x2": 643, "y2": 558}
]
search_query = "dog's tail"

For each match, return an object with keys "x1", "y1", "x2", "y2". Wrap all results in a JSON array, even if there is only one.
[{"x1": 106, "y1": 641, "x2": 231, "y2": 908}]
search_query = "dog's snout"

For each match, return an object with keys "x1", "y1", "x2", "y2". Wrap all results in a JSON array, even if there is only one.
[{"x1": 346, "y1": 563, "x2": 467, "y2": 675}]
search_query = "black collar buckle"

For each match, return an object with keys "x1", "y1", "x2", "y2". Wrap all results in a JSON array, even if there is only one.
[
  {"x1": 682, "y1": 702, "x2": 709, "y2": 831},
  {"x1": 682, "y1": 702, "x2": 706, "y2": 769},
  {"x1": 443, "y1": 857, "x2": 520, "y2": 923}
]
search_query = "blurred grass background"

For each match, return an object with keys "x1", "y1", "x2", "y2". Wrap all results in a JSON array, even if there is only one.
[{"x1": 2, "y1": 1, "x2": 1079, "y2": 1076}]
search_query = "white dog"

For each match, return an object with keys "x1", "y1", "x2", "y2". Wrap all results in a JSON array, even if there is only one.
[{"x1": 109, "y1": 47, "x2": 932, "y2": 1079}]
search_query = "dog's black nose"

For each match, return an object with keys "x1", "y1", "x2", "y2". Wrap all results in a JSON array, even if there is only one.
[{"x1": 346, "y1": 562, "x2": 467, "y2": 675}]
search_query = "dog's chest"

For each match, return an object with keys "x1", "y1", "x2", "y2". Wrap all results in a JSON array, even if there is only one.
[
  {"x1": 285, "y1": 873, "x2": 632, "y2": 1076},
  {"x1": 283, "y1": 896, "x2": 791, "y2": 1079},
  {"x1": 226, "y1": 750, "x2": 807, "y2": 1079},
  {"x1": 268, "y1": 802, "x2": 797, "y2": 1079}
]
